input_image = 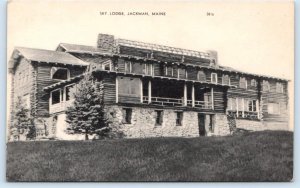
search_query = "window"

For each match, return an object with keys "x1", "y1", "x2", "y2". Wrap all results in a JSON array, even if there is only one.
[
  {"x1": 51, "y1": 89, "x2": 61, "y2": 105},
  {"x1": 248, "y1": 100, "x2": 257, "y2": 112},
  {"x1": 276, "y1": 82, "x2": 284, "y2": 93},
  {"x1": 267, "y1": 103, "x2": 280, "y2": 114},
  {"x1": 197, "y1": 70, "x2": 206, "y2": 81},
  {"x1": 102, "y1": 61, "x2": 111, "y2": 71},
  {"x1": 65, "y1": 84, "x2": 75, "y2": 101},
  {"x1": 123, "y1": 108, "x2": 132, "y2": 124},
  {"x1": 239, "y1": 77, "x2": 247, "y2": 89},
  {"x1": 263, "y1": 80, "x2": 270, "y2": 92},
  {"x1": 51, "y1": 67, "x2": 69, "y2": 80},
  {"x1": 155, "y1": 110, "x2": 163, "y2": 126},
  {"x1": 250, "y1": 79, "x2": 257, "y2": 87},
  {"x1": 175, "y1": 111, "x2": 183, "y2": 126},
  {"x1": 222, "y1": 75, "x2": 230, "y2": 85},
  {"x1": 125, "y1": 61, "x2": 132, "y2": 73},
  {"x1": 211, "y1": 73, "x2": 218, "y2": 83}
]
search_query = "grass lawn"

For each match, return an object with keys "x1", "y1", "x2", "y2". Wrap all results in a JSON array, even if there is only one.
[{"x1": 6, "y1": 131, "x2": 293, "y2": 182}]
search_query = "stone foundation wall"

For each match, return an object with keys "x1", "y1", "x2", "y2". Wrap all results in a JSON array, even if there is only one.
[
  {"x1": 106, "y1": 105, "x2": 200, "y2": 138},
  {"x1": 212, "y1": 114, "x2": 231, "y2": 136},
  {"x1": 236, "y1": 119, "x2": 264, "y2": 131}
]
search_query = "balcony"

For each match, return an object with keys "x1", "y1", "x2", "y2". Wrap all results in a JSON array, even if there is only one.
[{"x1": 49, "y1": 99, "x2": 75, "y2": 114}]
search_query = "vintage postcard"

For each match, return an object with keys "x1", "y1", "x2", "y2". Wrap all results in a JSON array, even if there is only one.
[{"x1": 6, "y1": 0, "x2": 294, "y2": 182}]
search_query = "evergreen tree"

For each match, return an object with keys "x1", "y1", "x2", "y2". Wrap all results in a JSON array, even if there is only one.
[
  {"x1": 66, "y1": 73, "x2": 109, "y2": 140},
  {"x1": 12, "y1": 96, "x2": 35, "y2": 140}
]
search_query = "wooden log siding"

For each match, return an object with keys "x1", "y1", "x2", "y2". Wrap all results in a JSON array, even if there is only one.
[
  {"x1": 187, "y1": 67, "x2": 198, "y2": 80},
  {"x1": 10, "y1": 58, "x2": 36, "y2": 126},
  {"x1": 153, "y1": 63, "x2": 163, "y2": 76},
  {"x1": 212, "y1": 87, "x2": 226, "y2": 113},
  {"x1": 117, "y1": 59, "x2": 126, "y2": 72},
  {"x1": 102, "y1": 75, "x2": 116, "y2": 104},
  {"x1": 117, "y1": 76, "x2": 141, "y2": 104},
  {"x1": 119, "y1": 46, "x2": 151, "y2": 58},
  {"x1": 261, "y1": 89, "x2": 288, "y2": 123},
  {"x1": 36, "y1": 63, "x2": 86, "y2": 117}
]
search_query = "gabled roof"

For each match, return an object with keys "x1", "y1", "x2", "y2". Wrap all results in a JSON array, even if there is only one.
[
  {"x1": 10, "y1": 47, "x2": 89, "y2": 69},
  {"x1": 57, "y1": 43, "x2": 112, "y2": 55}
]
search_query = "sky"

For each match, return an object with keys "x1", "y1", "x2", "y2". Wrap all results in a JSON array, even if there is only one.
[
  {"x1": 7, "y1": 0, "x2": 294, "y2": 129},
  {"x1": 7, "y1": 0, "x2": 294, "y2": 80}
]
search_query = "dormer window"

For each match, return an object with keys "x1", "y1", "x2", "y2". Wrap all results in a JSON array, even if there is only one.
[
  {"x1": 197, "y1": 70, "x2": 206, "y2": 81},
  {"x1": 102, "y1": 60, "x2": 112, "y2": 71},
  {"x1": 211, "y1": 73, "x2": 218, "y2": 84},
  {"x1": 263, "y1": 80, "x2": 270, "y2": 92},
  {"x1": 239, "y1": 77, "x2": 247, "y2": 89},
  {"x1": 222, "y1": 75, "x2": 230, "y2": 85},
  {"x1": 250, "y1": 79, "x2": 257, "y2": 87},
  {"x1": 51, "y1": 67, "x2": 70, "y2": 80},
  {"x1": 276, "y1": 82, "x2": 284, "y2": 93}
]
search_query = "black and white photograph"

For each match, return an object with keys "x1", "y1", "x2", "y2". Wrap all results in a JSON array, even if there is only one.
[{"x1": 6, "y1": 0, "x2": 294, "y2": 182}]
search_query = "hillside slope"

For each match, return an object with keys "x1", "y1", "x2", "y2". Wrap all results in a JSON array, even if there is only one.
[{"x1": 6, "y1": 131, "x2": 293, "y2": 182}]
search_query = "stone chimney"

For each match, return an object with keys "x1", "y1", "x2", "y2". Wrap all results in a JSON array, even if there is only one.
[
  {"x1": 206, "y1": 50, "x2": 218, "y2": 67},
  {"x1": 97, "y1": 34, "x2": 115, "y2": 52}
]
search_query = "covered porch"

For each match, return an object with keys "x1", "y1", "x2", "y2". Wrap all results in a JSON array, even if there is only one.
[{"x1": 142, "y1": 79, "x2": 213, "y2": 110}]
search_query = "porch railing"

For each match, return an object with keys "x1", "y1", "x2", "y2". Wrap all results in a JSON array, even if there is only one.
[
  {"x1": 187, "y1": 100, "x2": 212, "y2": 109},
  {"x1": 143, "y1": 96, "x2": 182, "y2": 106},
  {"x1": 227, "y1": 110, "x2": 258, "y2": 119},
  {"x1": 143, "y1": 96, "x2": 212, "y2": 109},
  {"x1": 49, "y1": 99, "x2": 75, "y2": 114}
]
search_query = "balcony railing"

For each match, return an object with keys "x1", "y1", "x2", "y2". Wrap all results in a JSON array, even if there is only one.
[
  {"x1": 49, "y1": 99, "x2": 75, "y2": 114},
  {"x1": 143, "y1": 96, "x2": 212, "y2": 109}
]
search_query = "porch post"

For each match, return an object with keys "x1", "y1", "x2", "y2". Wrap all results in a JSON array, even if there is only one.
[
  {"x1": 242, "y1": 98, "x2": 245, "y2": 117},
  {"x1": 256, "y1": 100, "x2": 260, "y2": 119},
  {"x1": 211, "y1": 87, "x2": 214, "y2": 110},
  {"x1": 115, "y1": 77, "x2": 118, "y2": 103},
  {"x1": 192, "y1": 84, "x2": 195, "y2": 107},
  {"x1": 183, "y1": 82, "x2": 187, "y2": 106},
  {"x1": 140, "y1": 78, "x2": 143, "y2": 103},
  {"x1": 236, "y1": 98, "x2": 239, "y2": 117},
  {"x1": 148, "y1": 80, "x2": 152, "y2": 104}
]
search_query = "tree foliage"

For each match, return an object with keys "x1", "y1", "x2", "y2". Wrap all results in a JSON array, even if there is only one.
[
  {"x1": 11, "y1": 96, "x2": 36, "y2": 140},
  {"x1": 66, "y1": 73, "x2": 109, "y2": 140}
]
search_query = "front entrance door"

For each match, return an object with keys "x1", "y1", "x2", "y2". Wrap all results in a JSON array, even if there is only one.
[{"x1": 198, "y1": 113, "x2": 206, "y2": 136}]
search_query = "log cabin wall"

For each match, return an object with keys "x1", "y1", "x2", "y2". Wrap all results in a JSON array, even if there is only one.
[
  {"x1": 10, "y1": 57, "x2": 35, "y2": 124},
  {"x1": 71, "y1": 53, "x2": 114, "y2": 71},
  {"x1": 102, "y1": 74, "x2": 116, "y2": 104},
  {"x1": 260, "y1": 79, "x2": 288, "y2": 123},
  {"x1": 213, "y1": 87, "x2": 226, "y2": 113},
  {"x1": 117, "y1": 76, "x2": 141, "y2": 104},
  {"x1": 35, "y1": 63, "x2": 86, "y2": 117}
]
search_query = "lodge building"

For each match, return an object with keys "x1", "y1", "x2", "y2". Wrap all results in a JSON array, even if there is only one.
[{"x1": 8, "y1": 34, "x2": 289, "y2": 140}]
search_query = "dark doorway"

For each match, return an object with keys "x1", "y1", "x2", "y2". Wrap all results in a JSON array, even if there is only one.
[{"x1": 198, "y1": 113, "x2": 206, "y2": 136}]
